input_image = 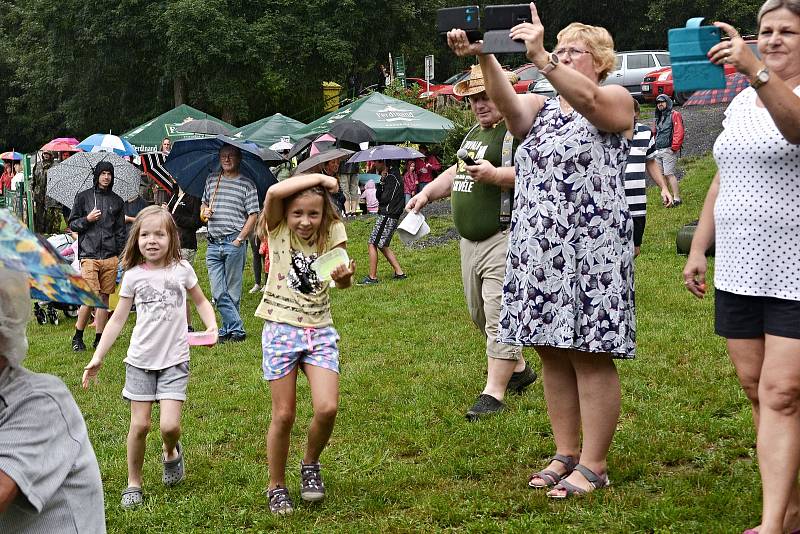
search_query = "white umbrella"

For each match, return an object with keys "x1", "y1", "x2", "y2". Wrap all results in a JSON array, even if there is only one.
[
  {"x1": 46, "y1": 152, "x2": 143, "y2": 209},
  {"x1": 269, "y1": 140, "x2": 293, "y2": 151}
]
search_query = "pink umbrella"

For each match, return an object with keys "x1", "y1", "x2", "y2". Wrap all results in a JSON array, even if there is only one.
[
  {"x1": 41, "y1": 137, "x2": 82, "y2": 152},
  {"x1": 309, "y1": 133, "x2": 336, "y2": 156}
]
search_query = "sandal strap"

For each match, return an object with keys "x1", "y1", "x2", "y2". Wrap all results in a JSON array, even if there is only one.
[
  {"x1": 551, "y1": 454, "x2": 577, "y2": 469},
  {"x1": 529, "y1": 469, "x2": 560, "y2": 487},
  {"x1": 552, "y1": 477, "x2": 588, "y2": 496},
  {"x1": 573, "y1": 464, "x2": 608, "y2": 489}
]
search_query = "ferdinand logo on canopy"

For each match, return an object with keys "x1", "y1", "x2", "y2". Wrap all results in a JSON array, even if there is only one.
[{"x1": 375, "y1": 105, "x2": 418, "y2": 123}]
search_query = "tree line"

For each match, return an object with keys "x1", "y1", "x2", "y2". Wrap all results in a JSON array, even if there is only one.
[{"x1": 0, "y1": 0, "x2": 764, "y2": 152}]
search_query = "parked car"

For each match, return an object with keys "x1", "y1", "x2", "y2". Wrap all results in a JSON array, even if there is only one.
[
  {"x1": 602, "y1": 50, "x2": 671, "y2": 99},
  {"x1": 641, "y1": 40, "x2": 759, "y2": 104},
  {"x1": 528, "y1": 78, "x2": 555, "y2": 97},
  {"x1": 419, "y1": 70, "x2": 470, "y2": 100},
  {"x1": 513, "y1": 64, "x2": 544, "y2": 93}
]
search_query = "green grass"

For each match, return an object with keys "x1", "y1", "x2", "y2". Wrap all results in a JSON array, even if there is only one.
[{"x1": 24, "y1": 154, "x2": 760, "y2": 533}]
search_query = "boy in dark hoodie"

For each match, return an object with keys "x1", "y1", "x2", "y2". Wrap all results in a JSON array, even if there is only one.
[
  {"x1": 67, "y1": 161, "x2": 126, "y2": 351},
  {"x1": 359, "y1": 160, "x2": 406, "y2": 285},
  {"x1": 653, "y1": 94, "x2": 685, "y2": 206}
]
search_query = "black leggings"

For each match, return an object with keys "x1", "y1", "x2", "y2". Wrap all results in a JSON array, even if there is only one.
[{"x1": 249, "y1": 235, "x2": 263, "y2": 285}]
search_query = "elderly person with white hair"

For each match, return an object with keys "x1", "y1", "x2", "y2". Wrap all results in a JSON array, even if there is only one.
[{"x1": 0, "y1": 268, "x2": 105, "y2": 533}]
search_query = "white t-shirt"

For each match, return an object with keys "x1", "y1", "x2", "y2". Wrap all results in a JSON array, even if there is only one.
[
  {"x1": 713, "y1": 86, "x2": 800, "y2": 300},
  {"x1": 119, "y1": 260, "x2": 198, "y2": 370}
]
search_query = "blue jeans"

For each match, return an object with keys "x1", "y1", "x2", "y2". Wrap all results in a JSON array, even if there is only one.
[{"x1": 206, "y1": 233, "x2": 247, "y2": 337}]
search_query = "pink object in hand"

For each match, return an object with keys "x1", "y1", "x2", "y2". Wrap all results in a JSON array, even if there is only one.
[{"x1": 188, "y1": 331, "x2": 217, "y2": 347}]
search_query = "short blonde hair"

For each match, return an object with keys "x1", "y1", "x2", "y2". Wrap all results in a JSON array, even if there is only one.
[{"x1": 557, "y1": 23, "x2": 617, "y2": 82}]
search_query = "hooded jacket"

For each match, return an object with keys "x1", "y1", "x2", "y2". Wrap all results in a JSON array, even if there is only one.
[
  {"x1": 377, "y1": 166, "x2": 404, "y2": 218},
  {"x1": 67, "y1": 161, "x2": 126, "y2": 260},
  {"x1": 654, "y1": 95, "x2": 685, "y2": 152}
]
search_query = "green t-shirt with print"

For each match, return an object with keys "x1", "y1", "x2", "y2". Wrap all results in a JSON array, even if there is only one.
[{"x1": 451, "y1": 122, "x2": 515, "y2": 242}]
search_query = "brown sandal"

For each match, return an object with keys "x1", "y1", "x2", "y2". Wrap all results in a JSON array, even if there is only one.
[{"x1": 528, "y1": 454, "x2": 577, "y2": 489}]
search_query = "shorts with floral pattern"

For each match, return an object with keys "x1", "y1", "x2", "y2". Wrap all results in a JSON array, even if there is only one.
[{"x1": 261, "y1": 321, "x2": 340, "y2": 380}]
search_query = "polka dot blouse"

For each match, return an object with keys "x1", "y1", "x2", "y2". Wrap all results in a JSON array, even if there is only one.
[{"x1": 713, "y1": 86, "x2": 800, "y2": 301}]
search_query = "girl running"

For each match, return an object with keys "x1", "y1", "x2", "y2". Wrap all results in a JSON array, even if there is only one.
[
  {"x1": 82, "y1": 205, "x2": 217, "y2": 509},
  {"x1": 256, "y1": 173, "x2": 355, "y2": 514}
]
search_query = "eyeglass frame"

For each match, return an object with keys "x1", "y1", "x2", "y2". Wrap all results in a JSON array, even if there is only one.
[{"x1": 553, "y1": 47, "x2": 593, "y2": 60}]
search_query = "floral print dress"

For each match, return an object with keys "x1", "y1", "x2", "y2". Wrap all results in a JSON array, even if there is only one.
[{"x1": 498, "y1": 98, "x2": 636, "y2": 358}]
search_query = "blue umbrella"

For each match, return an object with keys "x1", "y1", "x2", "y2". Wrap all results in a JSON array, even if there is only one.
[
  {"x1": 78, "y1": 133, "x2": 138, "y2": 157},
  {"x1": 347, "y1": 144, "x2": 424, "y2": 163},
  {"x1": 164, "y1": 135, "x2": 282, "y2": 202},
  {"x1": 0, "y1": 151, "x2": 24, "y2": 161}
]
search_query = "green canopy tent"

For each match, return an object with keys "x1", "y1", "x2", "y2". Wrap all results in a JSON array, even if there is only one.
[
  {"x1": 122, "y1": 104, "x2": 236, "y2": 153},
  {"x1": 232, "y1": 113, "x2": 306, "y2": 148},
  {"x1": 292, "y1": 93, "x2": 454, "y2": 144}
]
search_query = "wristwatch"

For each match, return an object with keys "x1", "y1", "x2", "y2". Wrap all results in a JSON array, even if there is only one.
[
  {"x1": 539, "y1": 52, "x2": 559, "y2": 76},
  {"x1": 751, "y1": 66, "x2": 770, "y2": 90}
]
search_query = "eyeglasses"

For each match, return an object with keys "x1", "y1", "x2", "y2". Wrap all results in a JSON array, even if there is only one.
[{"x1": 553, "y1": 47, "x2": 592, "y2": 59}]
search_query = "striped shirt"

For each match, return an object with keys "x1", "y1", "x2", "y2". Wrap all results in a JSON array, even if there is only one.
[
  {"x1": 0, "y1": 366, "x2": 106, "y2": 533},
  {"x1": 201, "y1": 173, "x2": 259, "y2": 239},
  {"x1": 623, "y1": 123, "x2": 656, "y2": 218}
]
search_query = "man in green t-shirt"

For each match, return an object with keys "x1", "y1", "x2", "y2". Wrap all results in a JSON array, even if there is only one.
[{"x1": 406, "y1": 65, "x2": 537, "y2": 421}]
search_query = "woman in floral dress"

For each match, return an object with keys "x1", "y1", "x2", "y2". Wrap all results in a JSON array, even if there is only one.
[{"x1": 448, "y1": 4, "x2": 635, "y2": 498}]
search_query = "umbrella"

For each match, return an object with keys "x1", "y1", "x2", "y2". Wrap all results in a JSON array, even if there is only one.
[
  {"x1": 139, "y1": 152, "x2": 176, "y2": 195},
  {"x1": 329, "y1": 119, "x2": 377, "y2": 146},
  {"x1": 286, "y1": 134, "x2": 318, "y2": 161},
  {"x1": 46, "y1": 151, "x2": 143, "y2": 209},
  {"x1": 310, "y1": 133, "x2": 337, "y2": 156},
  {"x1": 347, "y1": 145, "x2": 424, "y2": 164},
  {"x1": 684, "y1": 73, "x2": 750, "y2": 106},
  {"x1": 177, "y1": 119, "x2": 233, "y2": 136},
  {"x1": 41, "y1": 138, "x2": 81, "y2": 152},
  {"x1": 269, "y1": 140, "x2": 294, "y2": 151},
  {"x1": 0, "y1": 151, "x2": 23, "y2": 161},
  {"x1": 0, "y1": 209, "x2": 105, "y2": 307},
  {"x1": 294, "y1": 148, "x2": 354, "y2": 175},
  {"x1": 164, "y1": 135, "x2": 280, "y2": 201},
  {"x1": 78, "y1": 134, "x2": 138, "y2": 157}
]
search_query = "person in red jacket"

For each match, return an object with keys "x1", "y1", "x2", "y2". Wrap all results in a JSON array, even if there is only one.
[
  {"x1": 653, "y1": 94, "x2": 685, "y2": 206},
  {"x1": 412, "y1": 145, "x2": 442, "y2": 194}
]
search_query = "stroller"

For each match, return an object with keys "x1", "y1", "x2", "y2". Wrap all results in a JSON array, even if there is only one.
[{"x1": 33, "y1": 232, "x2": 80, "y2": 325}]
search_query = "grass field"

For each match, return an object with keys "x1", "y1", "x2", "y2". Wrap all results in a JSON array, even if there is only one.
[{"x1": 24, "y1": 154, "x2": 761, "y2": 533}]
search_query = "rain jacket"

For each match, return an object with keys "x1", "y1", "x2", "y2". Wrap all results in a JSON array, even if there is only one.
[
  {"x1": 167, "y1": 190, "x2": 203, "y2": 250},
  {"x1": 360, "y1": 180, "x2": 379, "y2": 213},
  {"x1": 377, "y1": 167, "x2": 404, "y2": 219},
  {"x1": 67, "y1": 163, "x2": 126, "y2": 260},
  {"x1": 654, "y1": 95, "x2": 685, "y2": 152}
]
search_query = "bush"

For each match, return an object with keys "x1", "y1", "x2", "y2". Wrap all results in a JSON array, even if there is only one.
[{"x1": 436, "y1": 105, "x2": 476, "y2": 166}]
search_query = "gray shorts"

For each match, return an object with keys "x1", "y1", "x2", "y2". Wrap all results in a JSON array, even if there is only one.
[
  {"x1": 122, "y1": 362, "x2": 189, "y2": 402},
  {"x1": 654, "y1": 148, "x2": 678, "y2": 176}
]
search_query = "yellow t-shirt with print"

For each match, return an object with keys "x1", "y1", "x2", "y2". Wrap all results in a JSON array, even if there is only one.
[{"x1": 255, "y1": 220, "x2": 347, "y2": 328}]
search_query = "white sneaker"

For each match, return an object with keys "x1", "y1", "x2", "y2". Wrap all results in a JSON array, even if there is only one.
[{"x1": 248, "y1": 284, "x2": 262, "y2": 294}]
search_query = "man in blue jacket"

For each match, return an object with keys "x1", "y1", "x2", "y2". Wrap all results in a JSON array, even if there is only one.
[{"x1": 67, "y1": 161, "x2": 126, "y2": 351}]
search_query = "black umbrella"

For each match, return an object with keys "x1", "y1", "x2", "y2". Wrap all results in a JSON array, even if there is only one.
[
  {"x1": 139, "y1": 152, "x2": 176, "y2": 195},
  {"x1": 329, "y1": 119, "x2": 376, "y2": 146},
  {"x1": 177, "y1": 119, "x2": 233, "y2": 136},
  {"x1": 286, "y1": 134, "x2": 318, "y2": 161},
  {"x1": 293, "y1": 148, "x2": 354, "y2": 175}
]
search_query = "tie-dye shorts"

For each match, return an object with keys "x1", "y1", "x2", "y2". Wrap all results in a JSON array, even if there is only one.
[{"x1": 261, "y1": 321, "x2": 340, "y2": 380}]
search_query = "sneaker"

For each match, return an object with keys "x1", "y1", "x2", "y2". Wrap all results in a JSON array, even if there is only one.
[
  {"x1": 228, "y1": 333, "x2": 246, "y2": 343},
  {"x1": 357, "y1": 276, "x2": 380, "y2": 286},
  {"x1": 392, "y1": 273, "x2": 408, "y2": 280},
  {"x1": 187, "y1": 325, "x2": 195, "y2": 333},
  {"x1": 248, "y1": 284, "x2": 262, "y2": 294},
  {"x1": 300, "y1": 461, "x2": 325, "y2": 502},
  {"x1": 506, "y1": 362, "x2": 538, "y2": 395},
  {"x1": 217, "y1": 333, "x2": 231, "y2": 344},
  {"x1": 267, "y1": 486, "x2": 294, "y2": 515},
  {"x1": 672, "y1": 198, "x2": 683, "y2": 207},
  {"x1": 72, "y1": 337, "x2": 86, "y2": 352},
  {"x1": 465, "y1": 393, "x2": 505, "y2": 422}
]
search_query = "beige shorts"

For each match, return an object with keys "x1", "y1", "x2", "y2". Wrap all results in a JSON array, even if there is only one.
[
  {"x1": 338, "y1": 173, "x2": 361, "y2": 202},
  {"x1": 654, "y1": 148, "x2": 678, "y2": 176},
  {"x1": 80, "y1": 257, "x2": 118, "y2": 295}
]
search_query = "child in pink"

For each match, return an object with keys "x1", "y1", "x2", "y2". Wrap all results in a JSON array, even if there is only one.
[
  {"x1": 360, "y1": 180, "x2": 379, "y2": 213},
  {"x1": 402, "y1": 161, "x2": 418, "y2": 205}
]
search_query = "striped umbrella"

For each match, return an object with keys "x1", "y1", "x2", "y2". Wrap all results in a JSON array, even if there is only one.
[
  {"x1": 0, "y1": 151, "x2": 23, "y2": 160},
  {"x1": 139, "y1": 152, "x2": 176, "y2": 195},
  {"x1": 78, "y1": 133, "x2": 138, "y2": 157},
  {"x1": 684, "y1": 73, "x2": 750, "y2": 106}
]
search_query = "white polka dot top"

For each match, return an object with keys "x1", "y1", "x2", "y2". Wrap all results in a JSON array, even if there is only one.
[{"x1": 713, "y1": 85, "x2": 800, "y2": 301}]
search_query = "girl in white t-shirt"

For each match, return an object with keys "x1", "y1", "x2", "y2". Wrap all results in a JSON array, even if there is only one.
[
  {"x1": 255, "y1": 173, "x2": 355, "y2": 515},
  {"x1": 81, "y1": 205, "x2": 217, "y2": 509}
]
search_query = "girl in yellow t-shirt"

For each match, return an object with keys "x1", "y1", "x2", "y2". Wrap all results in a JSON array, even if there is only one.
[{"x1": 255, "y1": 173, "x2": 355, "y2": 515}]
